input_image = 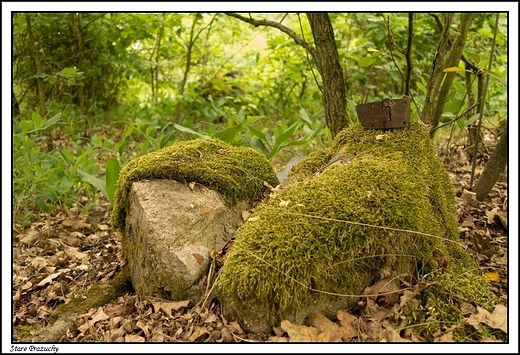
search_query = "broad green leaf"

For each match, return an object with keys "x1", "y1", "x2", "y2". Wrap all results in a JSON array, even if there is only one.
[
  {"x1": 457, "y1": 117, "x2": 466, "y2": 130},
  {"x1": 213, "y1": 124, "x2": 242, "y2": 143},
  {"x1": 32, "y1": 112, "x2": 43, "y2": 130},
  {"x1": 35, "y1": 198, "x2": 50, "y2": 212},
  {"x1": 452, "y1": 80, "x2": 466, "y2": 95},
  {"x1": 444, "y1": 100, "x2": 465, "y2": 115},
  {"x1": 159, "y1": 131, "x2": 176, "y2": 148},
  {"x1": 105, "y1": 158, "x2": 121, "y2": 206},
  {"x1": 464, "y1": 50, "x2": 481, "y2": 64},
  {"x1": 250, "y1": 137, "x2": 270, "y2": 158},
  {"x1": 248, "y1": 125, "x2": 268, "y2": 142},
  {"x1": 486, "y1": 107, "x2": 507, "y2": 112},
  {"x1": 77, "y1": 169, "x2": 107, "y2": 197},
  {"x1": 20, "y1": 120, "x2": 33, "y2": 133},
  {"x1": 391, "y1": 50, "x2": 407, "y2": 62},
  {"x1": 440, "y1": 112, "x2": 455, "y2": 123},
  {"x1": 358, "y1": 56, "x2": 378, "y2": 67},
  {"x1": 299, "y1": 108, "x2": 312, "y2": 125},
  {"x1": 270, "y1": 120, "x2": 301, "y2": 158},
  {"x1": 59, "y1": 148, "x2": 75, "y2": 166},
  {"x1": 466, "y1": 113, "x2": 480, "y2": 126},
  {"x1": 115, "y1": 138, "x2": 130, "y2": 157},
  {"x1": 487, "y1": 71, "x2": 506, "y2": 86},
  {"x1": 174, "y1": 124, "x2": 211, "y2": 139},
  {"x1": 41, "y1": 113, "x2": 62, "y2": 130}
]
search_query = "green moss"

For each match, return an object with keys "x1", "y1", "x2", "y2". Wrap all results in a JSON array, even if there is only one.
[
  {"x1": 48, "y1": 268, "x2": 132, "y2": 325},
  {"x1": 17, "y1": 325, "x2": 37, "y2": 339},
  {"x1": 217, "y1": 121, "x2": 495, "y2": 332},
  {"x1": 110, "y1": 138, "x2": 279, "y2": 232}
]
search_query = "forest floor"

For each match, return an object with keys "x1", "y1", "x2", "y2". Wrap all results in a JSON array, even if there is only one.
[{"x1": 11, "y1": 128, "x2": 509, "y2": 344}]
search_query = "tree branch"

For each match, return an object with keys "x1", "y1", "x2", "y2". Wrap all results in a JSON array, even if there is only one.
[
  {"x1": 405, "y1": 13, "x2": 414, "y2": 96},
  {"x1": 225, "y1": 13, "x2": 317, "y2": 60},
  {"x1": 428, "y1": 12, "x2": 479, "y2": 73}
]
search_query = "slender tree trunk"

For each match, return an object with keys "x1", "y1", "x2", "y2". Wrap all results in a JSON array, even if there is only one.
[
  {"x1": 421, "y1": 13, "x2": 453, "y2": 125},
  {"x1": 26, "y1": 13, "x2": 53, "y2": 150},
  {"x1": 473, "y1": 122, "x2": 507, "y2": 202},
  {"x1": 70, "y1": 13, "x2": 85, "y2": 116},
  {"x1": 430, "y1": 14, "x2": 473, "y2": 133},
  {"x1": 25, "y1": 14, "x2": 47, "y2": 118},
  {"x1": 306, "y1": 13, "x2": 347, "y2": 138},
  {"x1": 174, "y1": 14, "x2": 200, "y2": 123}
]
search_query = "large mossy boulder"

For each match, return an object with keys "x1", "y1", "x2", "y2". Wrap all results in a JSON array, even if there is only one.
[
  {"x1": 110, "y1": 138, "x2": 279, "y2": 301},
  {"x1": 216, "y1": 121, "x2": 494, "y2": 334}
]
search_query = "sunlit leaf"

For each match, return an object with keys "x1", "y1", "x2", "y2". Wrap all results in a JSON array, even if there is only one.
[
  {"x1": 105, "y1": 158, "x2": 121, "y2": 206},
  {"x1": 174, "y1": 124, "x2": 210, "y2": 139},
  {"x1": 213, "y1": 124, "x2": 242, "y2": 143},
  {"x1": 358, "y1": 56, "x2": 378, "y2": 67},
  {"x1": 20, "y1": 120, "x2": 33, "y2": 133},
  {"x1": 41, "y1": 112, "x2": 62, "y2": 130},
  {"x1": 443, "y1": 67, "x2": 466, "y2": 73},
  {"x1": 32, "y1": 112, "x2": 43, "y2": 130},
  {"x1": 78, "y1": 169, "x2": 107, "y2": 197}
]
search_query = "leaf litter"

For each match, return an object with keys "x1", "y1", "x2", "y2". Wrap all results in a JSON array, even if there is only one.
[{"x1": 12, "y1": 131, "x2": 508, "y2": 343}]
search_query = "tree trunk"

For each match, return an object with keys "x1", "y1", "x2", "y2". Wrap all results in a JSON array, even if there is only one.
[
  {"x1": 421, "y1": 14, "x2": 453, "y2": 125},
  {"x1": 472, "y1": 123, "x2": 507, "y2": 202},
  {"x1": 306, "y1": 13, "x2": 347, "y2": 138},
  {"x1": 430, "y1": 13, "x2": 473, "y2": 133},
  {"x1": 70, "y1": 13, "x2": 85, "y2": 117},
  {"x1": 25, "y1": 13, "x2": 47, "y2": 118}
]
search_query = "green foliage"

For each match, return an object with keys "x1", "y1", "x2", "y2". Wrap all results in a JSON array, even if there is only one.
[{"x1": 11, "y1": 12, "x2": 507, "y2": 224}]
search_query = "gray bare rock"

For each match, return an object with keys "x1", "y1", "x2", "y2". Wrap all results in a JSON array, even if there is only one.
[{"x1": 123, "y1": 179, "x2": 248, "y2": 303}]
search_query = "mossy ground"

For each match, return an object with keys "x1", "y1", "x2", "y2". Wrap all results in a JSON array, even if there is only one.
[
  {"x1": 110, "y1": 138, "x2": 279, "y2": 232},
  {"x1": 217, "y1": 121, "x2": 496, "y2": 333}
]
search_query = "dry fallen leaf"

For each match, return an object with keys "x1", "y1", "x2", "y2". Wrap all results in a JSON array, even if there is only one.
[
  {"x1": 241, "y1": 210, "x2": 251, "y2": 221},
  {"x1": 152, "y1": 300, "x2": 190, "y2": 317},
  {"x1": 465, "y1": 305, "x2": 507, "y2": 333},
  {"x1": 18, "y1": 229, "x2": 41, "y2": 244},
  {"x1": 189, "y1": 326, "x2": 209, "y2": 342},
  {"x1": 381, "y1": 321, "x2": 412, "y2": 342},
  {"x1": 90, "y1": 307, "x2": 110, "y2": 325},
  {"x1": 432, "y1": 250, "x2": 449, "y2": 270},
  {"x1": 192, "y1": 253, "x2": 205, "y2": 265},
  {"x1": 483, "y1": 272, "x2": 501, "y2": 282},
  {"x1": 281, "y1": 319, "x2": 330, "y2": 342},
  {"x1": 363, "y1": 277, "x2": 400, "y2": 306},
  {"x1": 31, "y1": 257, "x2": 48, "y2": 271},
  {"x1": 336, "y1": 309, "x2": 359, "y2": 340},
  {"x1": 307, "y1": 313, "x2": 342, "y2": 342},
  {"x1": 37, "y1": 272, "x2": 61, "y2": 287},
  {"x1": 63, "y1": 245, "x2": 88, "y2": 260}
]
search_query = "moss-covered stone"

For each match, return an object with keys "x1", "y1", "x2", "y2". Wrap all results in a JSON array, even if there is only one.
[
  {"x1": 216, "y1": 121, "x2": 496, "y2": 333},
  {"x1": 111, "y1": 138, "x2": 279, "y2": 232}
]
